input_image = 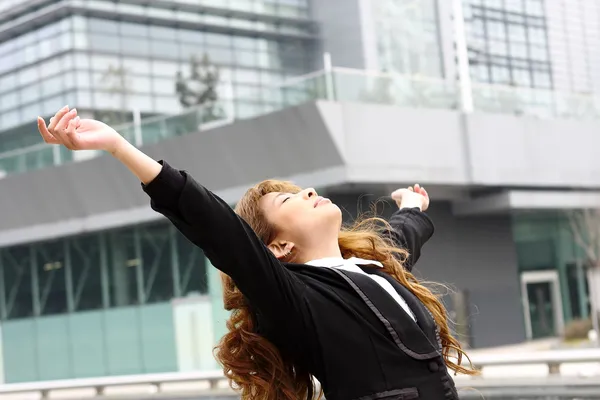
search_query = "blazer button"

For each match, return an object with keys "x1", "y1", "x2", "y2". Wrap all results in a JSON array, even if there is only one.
[{"x1": 428, "y1": 361, "x2": 440, "y2": 372}]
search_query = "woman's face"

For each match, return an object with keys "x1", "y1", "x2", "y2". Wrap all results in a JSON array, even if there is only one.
[{"x1": 259, "y1": 187, "x2": 342, "y2": 252}]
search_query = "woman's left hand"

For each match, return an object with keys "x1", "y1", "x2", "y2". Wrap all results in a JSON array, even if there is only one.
[{"x1": 391, "y1": 184, "x2": 430, "y2": 211}]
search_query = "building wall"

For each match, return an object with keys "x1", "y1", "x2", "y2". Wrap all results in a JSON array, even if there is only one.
[
  {"x1": 0, "y1": 0, "x2": 316, "y2": 140},
  {"x1": 544, "y1": 0, "x2": 600, "y2": 93}
]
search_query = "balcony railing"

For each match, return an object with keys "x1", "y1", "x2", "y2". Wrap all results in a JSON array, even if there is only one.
[{"x1": 2, "y1": 67, "x2": 600, "y2": 178}]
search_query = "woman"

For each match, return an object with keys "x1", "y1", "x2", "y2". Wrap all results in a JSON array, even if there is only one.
[{"x1": 37, "y1": 107, "x2": 475, "y2": 400}]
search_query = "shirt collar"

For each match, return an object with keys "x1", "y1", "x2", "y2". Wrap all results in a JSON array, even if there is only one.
[{"x1": 306, "y1": 257, "x2": 384, "y2": 269}]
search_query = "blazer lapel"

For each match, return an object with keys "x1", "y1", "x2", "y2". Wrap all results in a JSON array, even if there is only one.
[
  {"x1": 330, "y1": 268, "x2": 440, "y2": 360},
  {"x1": 363, "y1": 268, "x2": 442, "y2": 351}
]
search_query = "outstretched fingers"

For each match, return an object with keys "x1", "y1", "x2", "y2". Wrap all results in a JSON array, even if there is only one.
[
  {"x1": 52, "y1": 108, "x2": 79, "y2": 149},
  {"x1": 37, "y1": 117, "x2": 59, "y2": 144}
]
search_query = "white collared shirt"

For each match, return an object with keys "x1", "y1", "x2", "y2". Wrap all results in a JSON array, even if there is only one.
[{"x1": 306, "y1": 257, "x2": 417, "y2": 322}]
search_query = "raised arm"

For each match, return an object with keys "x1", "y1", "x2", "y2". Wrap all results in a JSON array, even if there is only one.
[
  {"x1": 37, "y1": 107, "x2": 306, "y2": 317},
  {"x1": 388, "y1": 185, "x2": 435, "y2": 271}
]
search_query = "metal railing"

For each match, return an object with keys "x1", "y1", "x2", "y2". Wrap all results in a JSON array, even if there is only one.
[
  {"x1": 3, "y1": 67, "x2": 600, "y2": 179},
  {"x1": 469, "y1": 348, "x2": 600, "y2": 375},
  {"x1": 0, "y1": 350, "x2": 598, "y2": 399}
]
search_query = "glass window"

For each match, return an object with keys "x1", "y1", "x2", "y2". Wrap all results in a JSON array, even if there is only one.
[
  {"x1": 205, "y1": 33, "x2": 231, "y2": 47},
  {"x1": 76, "y1": 91, "x2": 93, "y2": 109},
  {"x1": 73, "y1": 32, "x2": 88, "y2": 49},
  {"x1": 152, "y1": 60, "x2": 180, "y2": 77},
  {"x1": 181, "y1": 43, "x2": 205, "y2": 60},
  {"x1": 149, "y1": 25, "x2": 177, "y2": 40},
  {"x1": 73, "y1": 53, "x2": 91, "y2": 69},
  {"x1": 89, "y1": 18, "x2": 119, "y2": 33},
  {"x1": 233, "y1": 36, "x2": 256, "y2": 50},
  {"x1": 151, "y1": 40, "x2": 179, "y2": 59},
  {"x1": 486, "y1": 21, "x2": 506, "y2": 40},
  {"x1": 509, "y1": 42, "x2": 528, "y2": 58},
  {"x1": 42, "y1": 75, "x2": 64, "y2": 96},
  {"x1": 19, "y1": 65, "x2": 38, "y2": 86},
  {"x1": 492, "y1": 65, "x2": 510, "y2": 84},
  {"x1": 0, "y1": 73, "x2": 17, "y2": 92},
  {"x1": 525, "y1": 0, "x2": 544, "y2": 16},
  {"x1": 1, "y1": 109, "x2": 19, "y2": 128},
  {"x1": 0, "y1": 91, "x2": 18, "y2": 112},
  {"x1": 21, "y1": 84, "x2": 41, "y2": 104},
  {"x1": 89, "y1": 34, "x2": 120, "y2": 52},
  {"x1": 174, "y1": 229, "x2": 208, "y2": 296},
  {"x1": 236, "y1": 50, "x2": 257, "y2": 67},
  {"x1": 530, "y1": 46, "x2": 548, "y2": 62},
  {"x1": 90, "y1": 54, "x2": 119, "y2": 71},
  {"x1": 533, "y1": 71, "x2": 551, "y2": 88},
  {"x1": 33, "y1": 240, "x2": 68, "y2": 316},
  {"x1": 504, "y1": 0, "x2": 524, "y2": 13},
  {"x1": 39, "y1": 57, "x2": 62, "y2": 78},
  {"x1": 152, "y1": 77, "x2": 175, "y2": 95},
  {"x1": 129, "y1": 75, "x2": 152, "y2": 93},
  {"x1": 70, "y1": 235, "x2": 104, "y2": 312},
  {"x1": 72, "y1": 15, "x2": 87, "y2": 31},
  {"x1": 138, "y1": 224, "x2": 173, "y2": 304},
  {"x1": 2, "y1": 246, "x2": 34, "y2": 320},
  {"x1": 178, "y1": 29, "x2": 204, "y2": 44},
  {"x1": 121, "y1": 37, "x2": 150, "y2": 57},
  {"x1": 513, "y1": 68, "x2": 531, "y2": 86},
  {"x1": 508, "y1": 24, "x2": 526, "y2": 41},
  {"x1": 107, "y1": 228, "x2": 139, "y2": 307},
  {"x1": 120, "y1": 22, "x2": 148, "y2": 37},
  {"x1": 207, "y1": 47, "x2": 233, "y2": 64},
  {"x1": 475, "y1": 65, "x2": 490, "y2": 82},
  {"x1": 129, "y1": 94, "x2": 154, "y2": 112},
  {"x1": 122, "y1": 58, "x2": 151, "y2": 75},
  {"x1": 154, "y1": 96, "x2": 181, "y2": 113},
  {"x1": 489, "y1": 40, "x2": 508, "y2": 56},
  {"x1": 75, "y1": 71, "x2": 91, "y2": 88},
  {"x1": 527, "y1": 26, "x2": 546, "y2": 45}
]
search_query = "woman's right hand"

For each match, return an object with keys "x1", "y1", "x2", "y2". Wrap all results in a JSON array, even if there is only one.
[{"x1": 37, "y1": 106, "x2": 126, "y2": 154}]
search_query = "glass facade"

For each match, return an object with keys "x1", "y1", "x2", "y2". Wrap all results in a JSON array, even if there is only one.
[
  {"x1": 465, "y1": 0, "x2": 553, "y2": 89},
  {"x1": 370, "y1": 0, "x2": 444, "y2": 77},
  {"x1": 513, "y1": 213, "x2": 591, "y2": 331},
  {"x1": 0, "y1": 0, "x2": 316, "y2": 149},
  {"x1": 0, "y1": 221, "x2": 208, "y2": 321}
]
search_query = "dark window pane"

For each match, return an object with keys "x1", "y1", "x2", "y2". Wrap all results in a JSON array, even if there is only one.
[
  {"x1": 2, "y1": 246, "x2": 33, "y2": 319},
  {"x1": 175, "y1": 230, "x2": 208, "y2": 296},
  {"x1": 139, "y1": 223, "x2": 174, "y2": 304},
  {"x1": 34, "y1": 240, "x2": 67, "y2": 316},
  {"x1": 107, "y1": 228, "x2": 139, "y2": 307},
  {"x1": 70, "y1": 234, "x2": 103, "y2": 311}
]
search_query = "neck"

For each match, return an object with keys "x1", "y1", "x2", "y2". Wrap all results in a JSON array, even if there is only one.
[{"x1": 296, "y1": 241, "x2": 342, "y2": 264}]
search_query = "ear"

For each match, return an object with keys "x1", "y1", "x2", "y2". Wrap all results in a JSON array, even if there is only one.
[{"x1": 268, "y1": 241, "x2": 295, "y2": 260}]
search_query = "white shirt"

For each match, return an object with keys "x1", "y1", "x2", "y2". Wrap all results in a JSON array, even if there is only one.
[{"x1": 306, "y1": 257, "x2": 417, "y2": 322}]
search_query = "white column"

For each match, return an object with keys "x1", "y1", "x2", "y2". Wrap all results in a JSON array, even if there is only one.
[{"x1": 453, "y1": 0, "x2": 474, "y2": 113}]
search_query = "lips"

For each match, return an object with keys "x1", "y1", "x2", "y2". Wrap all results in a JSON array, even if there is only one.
[{"x1": 314, "y1": 196, "x2": 328, "y2": 207}]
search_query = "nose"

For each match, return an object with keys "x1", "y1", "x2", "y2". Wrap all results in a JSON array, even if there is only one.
[{"x1": 301, "y1": 188, "x2": 317, "y2": 200}]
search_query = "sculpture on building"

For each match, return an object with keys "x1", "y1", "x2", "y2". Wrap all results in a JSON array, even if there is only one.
[{"x1": 175, "y1": 53, "x2": 222, "y2": 123}]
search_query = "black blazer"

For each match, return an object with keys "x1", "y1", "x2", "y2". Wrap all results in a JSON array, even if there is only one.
[{"x1": 143, "y1": 161, "x2": 459, "y2": 400}]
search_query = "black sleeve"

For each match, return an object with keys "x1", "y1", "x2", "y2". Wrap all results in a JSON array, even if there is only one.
[
  {"x1": 386, "y1": 208, "x2": 435, "y2": 272},
  {"x1": 142, "y1": 161, "x2": 307, "y2": 317}
]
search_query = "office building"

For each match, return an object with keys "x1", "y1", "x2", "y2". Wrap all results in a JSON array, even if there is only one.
[{"x1": 0, "y1": 0, "x2": 598, "y2": 386}]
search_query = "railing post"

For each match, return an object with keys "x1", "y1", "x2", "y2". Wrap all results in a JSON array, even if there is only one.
[
  {"x1": 453, "y1": 0, "x2": 474, "y2": 113},
  {"x1": 323, "y1": 52, "x2": 335, "y2": 101},
  {"x1": 133, "y1": 108, "x2": 143, "y2": 146},
  {"x1": 548, "y1": 362, "x2": 561, "y2": 375}
]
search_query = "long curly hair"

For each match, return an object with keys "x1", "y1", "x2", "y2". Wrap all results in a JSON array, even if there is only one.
[{"x1": 214, "y1": 180, "x2": 477, "y2": 399}]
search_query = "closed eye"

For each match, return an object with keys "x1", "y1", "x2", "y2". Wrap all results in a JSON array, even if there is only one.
[{"x1": 282, "y1": 197, "x2": 291, "y2": 203}]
